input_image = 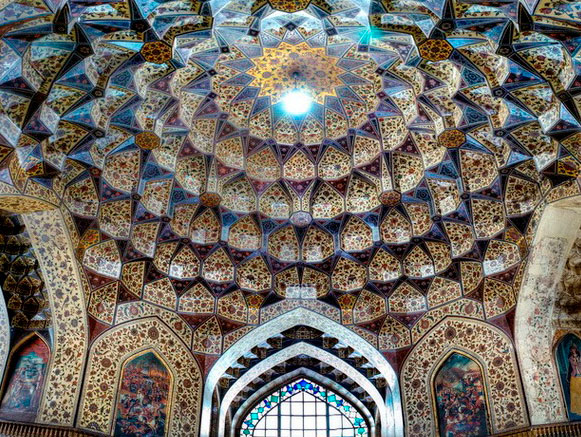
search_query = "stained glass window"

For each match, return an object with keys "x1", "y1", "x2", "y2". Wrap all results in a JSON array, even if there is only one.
[{"x1": 240, "y1": 378, "x2": 368, "y2": 437}]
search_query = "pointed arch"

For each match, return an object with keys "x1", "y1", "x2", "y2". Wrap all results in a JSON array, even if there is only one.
[
  {"x1": 431, "y1": 349, "x2": 491, "y2": 437},
  {"x1": 223, "y1": 343, "x2": 379, "y2": 437},
  {"x1": 200, "y1": 307, "x2": 403, "y2": 437},
  {"x1": 0, "y1": 332, "x2": 50, "y2": 422},
  {"x1": 78, "y1": 317, "x2": 203, "y2": 436},
  {"x1": 22, "y1": 209, "x2": 89, "y2": 426},
  {"x1": 236, "y1": 371, "x2": 370, "y2": 437},
  {"x1": 114, "y1": 349, "x2": 173, "y2": 437},
  {"x1": 232, "y1": 367, "x2": 374, "y2": 437},
  {"x1": 401, "y1": 317, "x2": 528, "y2": 436},
  {"x1": 554, "y1": 332, "x2": 581, "y2": 421}
]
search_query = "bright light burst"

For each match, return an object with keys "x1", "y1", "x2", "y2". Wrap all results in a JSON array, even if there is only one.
[{"x1": 281, "y1": 89, "x2": 313, "y2": 115}]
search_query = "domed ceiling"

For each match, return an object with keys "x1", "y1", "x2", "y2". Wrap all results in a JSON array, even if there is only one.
[{"x1": 0, "y1": 0, "x2": 580, "y2": 357}]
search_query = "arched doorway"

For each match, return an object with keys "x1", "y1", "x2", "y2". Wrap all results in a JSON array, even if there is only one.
[
  {"x1": 515, "y1": 197, "x2": 581, "y2": 424},
  {"x1": 222, "y1": 342, "x2": 382, "y2": 437},
  {"x1": 200, "y1": 307, "x2": 403, "y2": 437},
  {"x1": 232, "y1": 368, "x2": 375, "y2": 437}
]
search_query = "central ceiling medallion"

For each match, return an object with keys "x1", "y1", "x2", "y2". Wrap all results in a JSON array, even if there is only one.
[
  {"x1": 290, "y1": 211, "x2": 313, "y2": 227},
  {"x1": 214, "y1": 42, "x2": 382, "y2": 144},
  {"x1": 246, "y1": 42, "x2": 343, "y2": 105},
  {"x1": 281, "y1": 89, "x2": 313, "y2": 115},
  {"x1": 268, "y1": 0, "x2": 312, "y2": 12},
  {"x1": 251, "y1": 0, "x2": 332, "y2": 13}
]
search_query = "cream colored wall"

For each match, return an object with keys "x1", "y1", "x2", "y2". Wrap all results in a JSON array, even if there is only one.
[{"x1": 516, "y1": 198, "x2": 581, "y2": 425}]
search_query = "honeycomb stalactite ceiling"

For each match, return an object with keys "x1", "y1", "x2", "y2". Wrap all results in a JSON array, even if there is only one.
[
  {"x1": 0, "y1": 0, "x2": 579, "y2": 361},
  {"x1": 0, "y1": 214, "x2": 51, "y2": 330}
]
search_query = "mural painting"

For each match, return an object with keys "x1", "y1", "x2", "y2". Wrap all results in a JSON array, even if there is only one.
[
  {"x1": 434, "y1": 352, "x2": 488, "y2": 437},
  {"x1": 0, "y1": 336, "x2": 49, "y2": 421},
  {"x1": 114, "y1": 351, "x2": 171, "y2": 437},
  {"x1": 556, "y1": 334, "x2": 581, "y2": 421}
]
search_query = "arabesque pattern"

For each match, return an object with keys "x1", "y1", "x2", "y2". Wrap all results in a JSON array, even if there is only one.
[{"x1": 0, "y1": 0, "x2": 579, "y2": 433}]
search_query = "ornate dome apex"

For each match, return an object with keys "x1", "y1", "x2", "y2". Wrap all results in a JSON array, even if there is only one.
[{"x1": 0, "y1": 0, "x2": 579, "y2": 378}]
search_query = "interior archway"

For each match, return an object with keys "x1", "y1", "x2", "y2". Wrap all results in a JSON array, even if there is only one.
[
  {"x1": 220, "y1": 342, "x2": 384, "y2": 437},
  {"x1": 232, "y1": 367, "x2": 375, "y2": 437},
  {"x1": 201, "y1": 307, "x2": 403, "y2": 437},
  {"x1": 515, "y1": 197, "x2": 581, "y2": 424},
  {"x1": 237, "y1": 376, "x2": 369, "y2": 437},
  {"x1": 20, "y1": 209, "x2": 88, "y2": 427},
  {"x1": 401, "y1": 317, "x2": 528, "y2": 436},
  {"x1": 78, "y1": 317, "x2": 203, "y2": 436}
]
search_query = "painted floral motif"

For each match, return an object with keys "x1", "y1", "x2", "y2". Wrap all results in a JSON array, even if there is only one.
[{"x1": 0, "y1": 0, "x2": 580, "y2": 433}]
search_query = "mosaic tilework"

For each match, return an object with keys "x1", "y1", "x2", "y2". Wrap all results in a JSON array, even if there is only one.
[{"x1": 78, "y1": 318, "x2": 202, "y2": 436}]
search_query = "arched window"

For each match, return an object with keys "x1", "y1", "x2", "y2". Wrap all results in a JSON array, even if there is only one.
[
  {"x1": 555, "y1": 333, "x2": 581, "y2": 421},
  {"x1": 0, "y1": 334, "x2": 50, "y2": 422},
  {"x1": 434, "y1": 352, "x2": 489, "y2": 437},
  {"x1": 240, "y1": 378, "x2": 368, "y2": 437},
  {"x1": 114, "y1": 351, "x2": 172, "y2": 437}
]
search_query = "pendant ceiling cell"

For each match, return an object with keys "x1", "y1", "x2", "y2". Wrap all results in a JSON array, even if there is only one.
[{"x1": 0, "y1": 0, "x2": 579, "y2": 381}]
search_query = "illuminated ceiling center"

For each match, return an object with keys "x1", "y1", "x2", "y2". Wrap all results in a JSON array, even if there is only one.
[{"x1": 0, "y1": 0, "x2": 579, "y2": 358}]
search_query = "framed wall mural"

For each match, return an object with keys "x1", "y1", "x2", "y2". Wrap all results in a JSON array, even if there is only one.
[
  {"x1": 114, "y1": 351, "x2": 172, "y2": 437},
  {"x1": 555, "y1": 333, "x2": 581, "y2": 421},
  {"x1": 433, "y1": 352, "x2": 489, "y2": 437},
  {"x1": 0, "y1": 335, "x2": 50, "y2": 422}
]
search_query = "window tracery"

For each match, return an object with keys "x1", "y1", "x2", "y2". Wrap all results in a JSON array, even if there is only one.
[{"x1": 240, "y1": 378, "x2": 368, "y2": 437}]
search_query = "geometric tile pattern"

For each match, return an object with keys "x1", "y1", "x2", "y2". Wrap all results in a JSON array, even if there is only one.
[
  {"x1": 0, "y1": 0, "x2": 578, "y2": 357},
  {"x1": 0, "y1": 0, "x2": 579, "y2": 433}
]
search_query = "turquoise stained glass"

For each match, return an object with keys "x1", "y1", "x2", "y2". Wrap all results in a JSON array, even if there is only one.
[{"x1": 239, "y1": 378, "x2": 368, "y2": 437}]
